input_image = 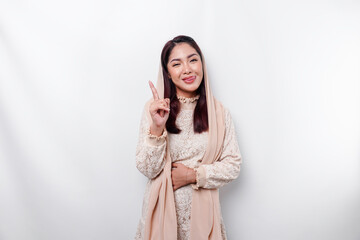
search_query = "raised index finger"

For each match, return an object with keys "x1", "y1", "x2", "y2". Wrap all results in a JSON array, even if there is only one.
[{"x1": 148, "y1": 81, "x2": 160, "y2": 100}]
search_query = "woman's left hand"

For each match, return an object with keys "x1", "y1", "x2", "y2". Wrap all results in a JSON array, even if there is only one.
[{"x1": 171, "y1": 163, "x2": 196, "y2": 191}]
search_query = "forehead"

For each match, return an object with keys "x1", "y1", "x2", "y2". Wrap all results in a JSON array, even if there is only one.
[{"x1": 169, "y1": 43, "x2": 198, "y2": 61}]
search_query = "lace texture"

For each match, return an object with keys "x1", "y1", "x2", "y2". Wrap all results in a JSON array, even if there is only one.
[{"x1": 135, "y1": 98, "x2": 242, "y2": 240}]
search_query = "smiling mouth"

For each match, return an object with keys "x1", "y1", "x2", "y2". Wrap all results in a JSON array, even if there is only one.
[{"x1": 183, "y1": 76, "x2": 196, "y2": 83}]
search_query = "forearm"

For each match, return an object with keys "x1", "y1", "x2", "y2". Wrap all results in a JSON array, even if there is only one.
[
  {"x1": 136, "y1": 136, "x2": 167, "y2": 179},
  {"x1": 136, "y1": 116, "x2": 168, "y2": 179},
  {"x1": 200, "y1": 158, "x2": 241, "y2": 189}
]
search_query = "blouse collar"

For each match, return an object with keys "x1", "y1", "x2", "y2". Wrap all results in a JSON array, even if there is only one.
[{"x1": 176, "y1": 94, "x2": 200, "y2": 104}]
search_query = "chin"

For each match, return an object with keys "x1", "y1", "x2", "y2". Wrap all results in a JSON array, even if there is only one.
[{"x1": 184, "y1": 84, "x2": 200, "y2": 92}]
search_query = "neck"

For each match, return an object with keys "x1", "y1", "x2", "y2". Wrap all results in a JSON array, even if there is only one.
[{"x1": 176, "y1": 90, "x2": 197, "y2": 98}]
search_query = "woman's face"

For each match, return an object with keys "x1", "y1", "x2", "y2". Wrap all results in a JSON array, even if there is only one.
[{"x1": 167, "y1": 43, "x2": 203, "y2": 98}]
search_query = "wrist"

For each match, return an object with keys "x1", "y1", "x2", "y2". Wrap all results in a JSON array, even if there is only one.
[
  {"x1": 150, "y1": 124, "x2": 165, "y2": 136},
  {"x1": 186, "y1": 168, "x2": 197, "y2": 185}
]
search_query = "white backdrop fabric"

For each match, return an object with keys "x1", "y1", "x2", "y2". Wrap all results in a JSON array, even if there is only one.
[{"x1": 0, "y1": 0, "x2": 359, "y2": 240}]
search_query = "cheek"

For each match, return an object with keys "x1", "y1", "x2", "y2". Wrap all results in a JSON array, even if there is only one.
[
  {"x1": 196, "y1": 64, "x2": 204, "y2": 77},
  {"x1": 169, "y1": 69, "x2": 181, "y2": 80}
]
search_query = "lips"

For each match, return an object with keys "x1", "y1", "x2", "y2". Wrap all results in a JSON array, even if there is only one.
[{"x1": 182, "y1": 76, "x2": 196, "y2": 83}]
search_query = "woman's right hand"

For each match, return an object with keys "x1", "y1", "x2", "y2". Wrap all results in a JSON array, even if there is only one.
[{"x1": 148, "y1": 81, "x2": 170, "y2": 136}]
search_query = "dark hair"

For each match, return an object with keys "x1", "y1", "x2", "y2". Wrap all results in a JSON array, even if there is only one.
[{"x1": 161, "y1": 35, "x2": 208, "y2": 134}]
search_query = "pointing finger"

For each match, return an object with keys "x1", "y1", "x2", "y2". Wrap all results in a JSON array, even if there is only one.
[{"x1": 148, "y1": 81, "x2": 160, "y2": 100}]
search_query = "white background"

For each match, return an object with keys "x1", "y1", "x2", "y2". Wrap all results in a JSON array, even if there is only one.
[{"x1": 0, "y1": 0, "x2": 359, "y2": 239}]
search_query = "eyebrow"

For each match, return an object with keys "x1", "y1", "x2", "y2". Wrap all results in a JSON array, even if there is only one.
[{"x1": 170, "y1": 53, "x2": 199, "y2": 63}]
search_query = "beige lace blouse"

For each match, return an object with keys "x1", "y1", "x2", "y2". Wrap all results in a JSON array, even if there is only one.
[{"x1": 135, "y1": 96, "x2": 242, "y2": 240}]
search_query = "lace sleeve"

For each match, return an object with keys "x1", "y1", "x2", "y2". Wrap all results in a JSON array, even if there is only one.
[
  {"x1": 135, "y1": 103, "x2": 167, "y2": 179},
  {"x1": 193, "y1": 108, "x2": 242, "y2": 189}
]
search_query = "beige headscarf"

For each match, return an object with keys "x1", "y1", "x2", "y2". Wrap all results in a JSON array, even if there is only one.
[{"x1": 144, "y1": 54, "x2": 226, "y2": 240}]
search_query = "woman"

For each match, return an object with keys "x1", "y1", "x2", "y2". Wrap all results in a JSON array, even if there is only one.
[{"x1": 135, "y1": 35, "x2": 242, "y2": 240}]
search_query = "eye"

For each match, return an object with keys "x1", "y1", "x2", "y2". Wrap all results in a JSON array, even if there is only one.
[
  {"x1": 190, "y1": 58, "x2": 198, "y2": 62},
  {"x1": 172, "y1": 63, "x2": 180, "y2": 67}
]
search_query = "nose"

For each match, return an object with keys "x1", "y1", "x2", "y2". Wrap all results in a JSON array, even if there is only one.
[{"x1": 183, "y1": 62, "x2": 192, "y2": 74}]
